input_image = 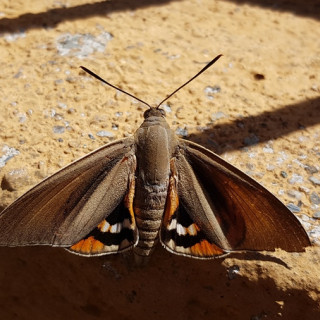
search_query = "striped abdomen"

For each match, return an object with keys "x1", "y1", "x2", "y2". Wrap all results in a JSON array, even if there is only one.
[{"x1": 133, "y1": 182, "x2": 169, "y2": 260}]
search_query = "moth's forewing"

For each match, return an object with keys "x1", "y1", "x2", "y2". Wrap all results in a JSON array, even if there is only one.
[
  {"x1": 0, "y1": 138, "x2": 136, "y2": 250},
  {"x1": 172, "y1": 139, "x2": 310, "y2": 253}
]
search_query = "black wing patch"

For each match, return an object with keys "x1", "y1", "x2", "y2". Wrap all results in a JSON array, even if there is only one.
[
  {"x1": 68, "y1": 174, "x2": 138, "y2": 256},
  {"x1": 161, "y1": 205, "x2": 226, "y2": 258},
  {"x1": 69, "y1": 197, "x2": 138, "y2": 256}
]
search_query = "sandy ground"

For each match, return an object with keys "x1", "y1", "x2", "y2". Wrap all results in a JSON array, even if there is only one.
[{"x1": 0, "y1": 0, "x2": 320, "y2": 319}]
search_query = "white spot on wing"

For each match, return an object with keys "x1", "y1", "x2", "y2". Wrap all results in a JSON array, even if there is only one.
[
  {"x1": 176, "y1": 223, "x2": 186, "y2": 235},
  {"x1": 110, "y1": 223, "x2": 122, "y2": 233},
  {"x1": 167, "y1": 240, "x2": 191, "y2": 254},
  {"x1": 168, "y1": 218, "x2": 177, "y2": 230},
  {"x1": 100, "y1": 221, "x2": 110, "y2": 232}
]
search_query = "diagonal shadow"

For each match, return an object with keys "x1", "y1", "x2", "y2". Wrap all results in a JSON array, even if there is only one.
[
  {"x1": 226, "y1": 251, "x2": 290, "y2": 268},
  {"x1": 0, "y1": 0, "x2": 318, "y2": 35},
  {"x1": 187, "y1": 96, "x2": 320, "y2": 155},
  {"x1": 0, "y1": 0, "x2": 181, "y2": 34},
  {"x1": 224, "y1": 0, "x2": 320, "y2": 21}
]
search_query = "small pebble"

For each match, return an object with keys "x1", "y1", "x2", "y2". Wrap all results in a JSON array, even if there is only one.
[
  {"x1": 309, "y1": 225, "x2": 320, "y2": 245},
  {"x1": 313, "y1": 212, "x2": 320, "y2": 219},
  {"x1": 175, "y1": 127, "x2": 188, "y2": 137},
  {"x1": 58, "y1": 102, "x2": 67, "y2": 109},
  {"x1": 14, "y1": 71, "x2": 23, "y2": 78},
  {"x1": 2, "y1": 168, "x2": 30, "y2": 191},
  {"x1": 0, "y1": 146, "x2": 20, "y2": 168},
  {"x1": 168, "y1": 54, "x2": 180, "y2": 60},
  {"x1": 263, "y1": 146, "x2": 274, "y2": 153},
  {"x1": 211, "y1": 111, "x2": 226, "y2": 121},
  {"x1": 66, "y1": 77, "x2": 77, "y2": 83},
  {"x1": 204, "y1": 85, "x2": 221, "y2": 99},
  {"x1": 67, "y1": 108, "x2": 75, "y2": 114},
  {"x1": 44, "y1": 109, "x2": 56, "y2": 118},
  {"x1": 246, "y1": 163, "x2": 255, "y2": 170},
  {"x1": 305, "y1": 165, "x2": 318, "y2": 174},
  {"x1": 309, "y1": 176, "x2": 320, "y2": 186},
  {"x1": 5, "y1": 30, "x2": 26, "y2": 42},
  {"x1": 112, "y1": 123, "x2": 119, "y2": 130},
  {"x1": 96, "y1": 131, "x2": 114, "y2": 138},
  {"x1": 227, "y1": 265, "x2": 240, "y2": 280},
  {"x1": 54, "y1": 79, "x2": 63, "y2": 85},
  {"x1": 18, "y1": 113, "x2": 27, "y2": 123},
  {"x1": 287, "y1": 203, "x2": 301, "y2": 213},
  {"x1": 288, "y1": 174, "x2": 303, "y2": 184},
  {"x1": 276, "y1": 151, "x2": 288, "y2": 165},
  {"x1": 56, "y1": 32, "x2": 113, "y2": 58},
  {"x1": 299, "y1": 186, "x2": 310, "y2": 194},
  {"x1": 310, "y1": 192, "x2": 320, "y2": 205},
  {"x1": 287, "y1": 190, "x2": 302, "y2": 200},
  {"x1": 68, "y1": 140, "x2": 80, "y2": 148},
  {"x1": 266, "y1": 164, "x2": 275, "y2": 171},
  {"x1": 53, "y1": 126, "x2": 65, "y2": 134},
  {"x1": 299, "y1": 185, "x2": 310, "y2": 194},
  {"x1": 280, "y1": 171, "x2": 287, "y2": 178},
  {"x1": 54, "y1": 113, "x2": 64, "y2": 121}
]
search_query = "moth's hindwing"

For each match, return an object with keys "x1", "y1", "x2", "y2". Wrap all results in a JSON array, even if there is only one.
[
  {"x1": 160, "y1": 159, "x2": 226, "y2": 259},
  {"x1": 68, "y1": 164, "x2": 138, "y2": 256}
]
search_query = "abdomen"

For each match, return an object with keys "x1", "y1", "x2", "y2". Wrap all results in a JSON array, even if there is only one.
[{"x1": 133, "y1": 182, "x2": 169, "y2": 260}]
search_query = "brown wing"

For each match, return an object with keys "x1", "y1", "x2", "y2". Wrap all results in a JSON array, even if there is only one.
[
  {"x1": 160, "y1": 159, "x2": 227, "y2": 259},
  {"x1": 0, "y1": 138, "x2": 136, "y2": 248},
  {"x1": 174, "y1": 139, "x2": 310, "y2": 253}
]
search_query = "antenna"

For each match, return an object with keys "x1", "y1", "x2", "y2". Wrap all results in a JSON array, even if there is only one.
[
  {"x1": 80, "y1": 66, "x2": 152, "y2": 109},
  {"x1": 156, "y1": 54, "x2": 222, "y2": 108},
  {"x1": 80, "y1": 54, "x2": 222, "y2": 110}
]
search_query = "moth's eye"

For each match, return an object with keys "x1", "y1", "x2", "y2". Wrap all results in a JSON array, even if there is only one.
[{"x1": 143, "y1": 109, "x2": 151, "y2": 119}]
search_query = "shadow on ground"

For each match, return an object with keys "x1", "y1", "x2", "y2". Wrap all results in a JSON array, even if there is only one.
[
  {"x1": 0, "y1": 0, "x2": 182, "y2": 33},
  {"x1": 0, "y1": 246, "x2": 318, "y2": 320},
  {"x1": 186, "y1": 96, "x2": 320, "y2": 155},
  {"x1": 1, "y1": 0, "x2": 319, "y2": 35}
]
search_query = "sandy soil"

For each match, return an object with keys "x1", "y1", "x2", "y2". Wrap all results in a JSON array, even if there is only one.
[{"x1": 0, "y1": 0, "x2": 319, "y2": 319}]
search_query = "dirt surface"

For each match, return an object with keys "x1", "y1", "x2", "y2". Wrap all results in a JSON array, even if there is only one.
[{"x1": 0, "y1": 0, "x2": 320, "y2": 319}]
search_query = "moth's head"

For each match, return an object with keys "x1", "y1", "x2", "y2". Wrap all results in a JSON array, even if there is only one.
[{"x1": 143, "y1": 107, "x2": 166, "y2": 119}]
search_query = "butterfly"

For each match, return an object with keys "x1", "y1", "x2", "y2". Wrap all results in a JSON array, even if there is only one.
[{"x1": 0, "y1": 55, "x2": 310, "y2": 264}]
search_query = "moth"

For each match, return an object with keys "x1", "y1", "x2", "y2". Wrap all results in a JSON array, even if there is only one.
[{"x1": 0, "y1": 55, "x2": 310, "y2": 264}]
